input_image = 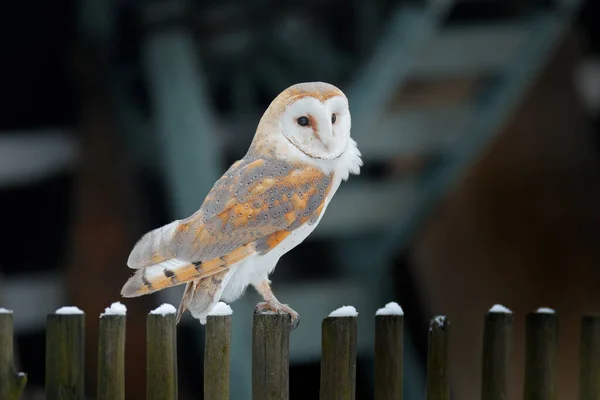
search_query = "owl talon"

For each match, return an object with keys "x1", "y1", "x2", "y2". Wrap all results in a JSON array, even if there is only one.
[
  {"x1": 254, "y1": 301, "x2": 299, "y2": 331},
  {"x1": 253, "y1": 301, "x2": 271, "y2": 314},
  {"x1": 290, "y1": 314, "x2": 300, "y2": 330}
]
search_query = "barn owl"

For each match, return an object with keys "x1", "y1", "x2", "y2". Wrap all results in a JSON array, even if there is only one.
[{"x1": 121, "y1": 82, "x2": 362, "y2": 328}]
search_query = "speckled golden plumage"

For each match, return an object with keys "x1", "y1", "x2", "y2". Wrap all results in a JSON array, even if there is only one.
[{"x1": 122, "y1": 158, "x2": 333, "y2": 297}]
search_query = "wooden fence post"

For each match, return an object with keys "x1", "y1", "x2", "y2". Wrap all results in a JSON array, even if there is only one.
[
  {"x1": 579, "y1": 314, "x2": 600, "y2": 400},
  {"x1": 147, "y1": 304, "x2": 178, "y2": 400},
  {"x1": 426, "y1": 315, "x2": 450, "y2": 400},
  {"x1": 523, "y1": 308, "x2": 557, "y2": 400},
  {"x1": 98, "y1": 302, "x2": 127, "y2": 400},
  {"x1": 320, "y1": 306, "x2": 358, "y2": 400},
  {"x1": 204, "y1": 302, "x2": 232, "y2": 400},
  {"x1": 252, "y1": 310, "x2": 291, "y2": 400},
  {"x1": 374, "y1": 302, "x2": 404, "y2": 400},
  {"x1": 481, "y1": 304, "x2": 514, "y2": 400},
  {"x1": 46, "y1": 306, "x2": 86, "y2": 400},
  {"x1": 0, "y1": 309, "x2": 27, "y2": 400}
]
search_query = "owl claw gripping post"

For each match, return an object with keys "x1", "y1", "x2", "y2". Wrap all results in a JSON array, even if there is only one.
[{"x1": 121, "y1": 82, "x2": 362, "y2": 329}]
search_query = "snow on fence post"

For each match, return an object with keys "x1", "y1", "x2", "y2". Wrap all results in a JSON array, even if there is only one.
[
  {"x1": 481, "y1": 305, "x2": 514, "y2": 400},
  {"x1": 426, "y1": 315, "x2": 450, "y2": 400},
  {"x1": 252, "y1": 310, "x2": 291, "y2": 400},
  {"x1": 374, "y1": 302, "x2": 404, "y2": 400},
  {"x1": 580, "y1": 314, "x2": 600, "y2": 400},
  {"x1": 204, "y1": 302, "x2": 232, "y2": 400},
  {"x1": 97, "y1": 302, "x2": 127, "y2": 400},
  {"x1": 320, "y1": 306, "x2": 358, "y2": 400},
  {"x1": 147, "y1": 304, "x2": 178, "y2": 400},
  {"x1": 0, "y1": 309, "x2": 27, "y2": 400},
  {"x1": 45, "y1": 306, "x2": 86, "y2": 400},
  {"x1": 523, "y1": 308, "x2": 558, "y2": 400}
]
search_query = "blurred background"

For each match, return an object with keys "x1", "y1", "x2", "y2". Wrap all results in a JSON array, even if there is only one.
[{"x1": 1, "y1": 0, "x2": 599, "y2": 398}]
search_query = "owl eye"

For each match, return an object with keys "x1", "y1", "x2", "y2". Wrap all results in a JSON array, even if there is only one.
[
  {"x1": 297, "y1": 116, "x2": 310, "y2": 127},
  {"x1": 331, "y1": 114, "x2": 336, "y2": 124}
]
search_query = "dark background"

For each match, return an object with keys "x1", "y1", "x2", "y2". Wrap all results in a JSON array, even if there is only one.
[{"x1": 1, "y1": 0, "x2": 599, "y2": 399}]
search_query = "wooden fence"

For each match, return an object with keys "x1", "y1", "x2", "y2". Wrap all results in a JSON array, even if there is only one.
[{"x1": 1, "y1": 303, "x2": 600, "y2": 400}]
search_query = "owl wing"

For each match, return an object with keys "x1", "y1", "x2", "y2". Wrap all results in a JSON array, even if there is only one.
[{"x1": 121, "y1": 157, "x2": 333, "y2": 297}]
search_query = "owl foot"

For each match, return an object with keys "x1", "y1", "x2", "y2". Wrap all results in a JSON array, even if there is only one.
[{"x1": 254, "y1": 301, "x2": 300, "y2": 330}]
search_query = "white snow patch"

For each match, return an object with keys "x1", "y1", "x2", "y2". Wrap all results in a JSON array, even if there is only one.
[
  {"x1": 429, "y1": 315, "x2": 447, "y2": 331},
  {"x1": 489, "y1": 304, "x2": 512, "y2": 314},
  {"x1": 208, "y1": 302, "x2": 233, "y2": 316},
  {"x1": 100, "y1": 302, "x2": 127, "y2": 317},
  {"x1": 329, "y1": 305, "x2": 358, "y2": 317},
  {"x1": 536, "y1": 307, "x2": 555, "y2": 314},
  {"x1": 55, "y1": 306, "x2": 84, "y2": 315},
  {"x1": 150, "y1": 303, "x2": 177, "y2": 316},
  {"x1": 0, "y1": 308, "x2": 13, "y2": 314},
  {"x1": 376, "y1": 302, "x2": 404, "y2": 316}
]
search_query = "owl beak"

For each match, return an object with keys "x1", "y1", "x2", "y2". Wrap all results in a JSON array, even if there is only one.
[
  {"x1": 314, "y1": 129, "x2": 329, "y2": 149},
  {"x1": 320, "y1": 130, "x2": 334, "y2": 148}
]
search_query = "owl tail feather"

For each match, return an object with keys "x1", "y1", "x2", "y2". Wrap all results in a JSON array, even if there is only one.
[
  {"x1": 176, "y1": 281, "x2": 197, "y2": 323},
  {"x1": 120, "y1": 257, "x2": 228, "y2": 298},
  {"x1": 185, "y1": 269, "x2": 232, "y2": 324}
]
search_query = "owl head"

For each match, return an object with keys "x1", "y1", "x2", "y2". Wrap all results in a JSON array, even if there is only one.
[{"x1": 251, "y1": 82, "x2": 354, "y2": 162}]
